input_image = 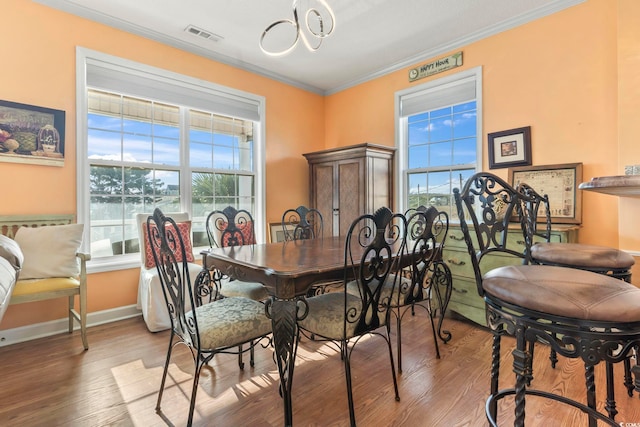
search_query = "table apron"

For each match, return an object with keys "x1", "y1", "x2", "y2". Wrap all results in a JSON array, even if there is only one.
[{"x1": 206, "y1": 257, "x2": 344, "y2": 299}]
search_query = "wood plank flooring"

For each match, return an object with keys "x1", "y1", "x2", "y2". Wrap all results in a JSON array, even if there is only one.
[{"x1": 0, "y1": 312, "x2": 638, "y2": 426}]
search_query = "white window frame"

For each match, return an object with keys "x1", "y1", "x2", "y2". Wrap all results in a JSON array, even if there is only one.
[
  {"x1": 76, "y1": 47, "x2": 266, "y2": 273},
  {"x1": 394, "y1": 66, "x2": 482, "y2": 214}
]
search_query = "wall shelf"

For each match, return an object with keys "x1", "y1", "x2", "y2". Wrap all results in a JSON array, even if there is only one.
[{"x1": 578, "y1": 175, "x2": 640, "y2": 198}]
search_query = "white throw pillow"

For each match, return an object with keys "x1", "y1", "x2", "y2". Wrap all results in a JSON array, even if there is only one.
[{"x1": 14, "y1": 224, "x2": 84, "y2": 280}]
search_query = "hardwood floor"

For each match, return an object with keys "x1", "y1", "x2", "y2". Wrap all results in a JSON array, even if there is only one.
[{"x1": 0, "y1": 312, "x2": 638, "y2": 426}]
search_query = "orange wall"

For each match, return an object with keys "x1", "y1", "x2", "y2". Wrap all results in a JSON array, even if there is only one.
[
  {"x1": 0, "y1": 0, "x2": 324, "y2": 328},
  {"x1": 327, "y1": 0, "x2": 640, "y2": 285},
  {"x1": 326, "y1": 0, "x2": 621, "y2": 248},
  {"x1": 2, "y1": 0, "x2": 639, "y2": 329},
  {"x1": 618, "y1": 0, "x2": 640, "y2": 252}
]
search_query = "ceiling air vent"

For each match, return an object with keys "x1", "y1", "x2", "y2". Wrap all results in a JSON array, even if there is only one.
[{"x1": 184, "y1": 25, "x2": 223, "y2": 42}]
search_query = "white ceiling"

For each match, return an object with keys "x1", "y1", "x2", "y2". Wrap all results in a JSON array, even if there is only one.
[{"x1": 35, "y1": 0, "x2": 583, "y2": 95}]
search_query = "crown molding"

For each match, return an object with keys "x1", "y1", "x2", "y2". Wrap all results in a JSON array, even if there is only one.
[{"x1": 35, "y1": 0, "x2": 585, "y2": 96}]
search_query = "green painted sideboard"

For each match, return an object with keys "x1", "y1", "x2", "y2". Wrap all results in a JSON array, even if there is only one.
[{"x1": 443, "y1": 223, "x2": 580, "y2": 326}]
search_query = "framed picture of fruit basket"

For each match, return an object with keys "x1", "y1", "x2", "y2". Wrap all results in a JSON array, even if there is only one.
[{"x1": 0, "y1": 99, "x2": 65, "y2": 166}]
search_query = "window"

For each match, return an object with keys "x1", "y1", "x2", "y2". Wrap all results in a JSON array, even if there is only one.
[
  {"x1": 396, "y1": 67, "x2": 481, "y2": 220},
  {"x1": 77, "y1": 48, "x2": 265, "y2": 271}
]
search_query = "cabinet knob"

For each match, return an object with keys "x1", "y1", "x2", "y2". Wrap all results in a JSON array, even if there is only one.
[
  {"x1": 446, "y1": 258, "x2": 465, "y2": 266},
  {"x1": 452, "y1": 287, "x2": 468, "y2": 294},
  {"x1": 449, "y1": 234, "x2": 464, "y2": 241}
]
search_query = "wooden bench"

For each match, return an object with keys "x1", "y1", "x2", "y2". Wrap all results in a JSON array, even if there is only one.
[{"x1": 0, "y1": 215, "x2": 90, "y2": 350}]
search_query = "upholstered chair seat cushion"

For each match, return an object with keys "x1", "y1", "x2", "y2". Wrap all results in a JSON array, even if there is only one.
[
  {"x1": 219, "y1": 278, "x2": 270, "y2": 301},
  {"x1": 531, "y1": 242, "x2": 635, "y2": 269},
  {"x1": 483, "y1": 264, "x2": 640, "y2": 322},
  {"x1": 188, "y1": 296, "x2": 271, "y2": 349},
  {"x1": 346, "y1": 275, "x2": 412, "y2": 307},
  {"x1": 299, "y1": 291, "x2": 387, "y2": 340}
]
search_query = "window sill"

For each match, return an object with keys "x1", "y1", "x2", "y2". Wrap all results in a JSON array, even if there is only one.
[
  {"x1": 87, "y1": 254, "x2": 140, "y2": 274},
  {"x1": 86, "y1": 246, "x2": 206, "y2": 274}
]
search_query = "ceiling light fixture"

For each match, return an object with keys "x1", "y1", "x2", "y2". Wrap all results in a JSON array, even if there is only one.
[{"x1": 259, "y1": 0, "x2": 335, "y2": 57}]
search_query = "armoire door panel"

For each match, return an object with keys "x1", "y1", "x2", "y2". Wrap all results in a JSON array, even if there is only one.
[
  {"x1": 314, "y1": 164, "x2": 334, "y2": 237},
  {"x1": 338, "y1": 161, "x2": 361, "y2": 235},
  {"x1": 369, "y1": 156, "x2": 391, "y2": 212}
]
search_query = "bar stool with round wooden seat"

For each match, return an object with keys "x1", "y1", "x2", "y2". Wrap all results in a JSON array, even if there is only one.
[
  {"x1": 454, "y1": 172, "x2": 640, "y2": 426},
  {"x1": 518, "y1": 182, "x2": 638, "y2": 396},
  {"x1": 518, "y1": 182, "x2": 635, "y2": 282}
]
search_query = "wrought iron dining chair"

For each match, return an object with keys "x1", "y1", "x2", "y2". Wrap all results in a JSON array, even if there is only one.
[
  {"x1": 386, "y1": 205, "x2": 453, "y2": 373},
  {"x1": 518, "y1": 182, "x2": 638, "y2": 396},
  {"x1": 454, "y1": 172, "x2": 640, "y2": 426},
  {"x1": 206, "y1": 206, "x2": 270, "y2": 368},
  {"x1": 281, "y1": 205, "x2": 323, "y2": 241},
  {"x1": 135, "y1": 212, "x2": 203, "y2": 332},
  {"x1": 205, "y1": 206, "x2": 269, "y2": 301},
  {"x1": 297, "y1": 206, "x2": 405, "y2": 426},
  {"x1": 147, "y1": 208, "x2": 272, "y2": 426},
  {"x1": 281, "y1": 205, "x2": 342, "y2": 297}
]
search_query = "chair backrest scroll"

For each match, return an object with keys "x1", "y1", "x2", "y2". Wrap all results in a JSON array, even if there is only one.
[
  {"x1": 453, "y1": 172, "x2": 528, "y2": 297},
  {"x1": 403, "y1": 206, "x2": 449, "y2": 305},
  {"x1": 147, "y1": 208, "x2": 199, "y2": 347},
  {"x1": 282, "y1": 205, "x2": 323, "y2": 241},
  {"x1": 206, "y1": 206, "x2": 255, "y2": 248},
  {"x1": 345, "y1": 206, "x2": 407, "y2": 336}
]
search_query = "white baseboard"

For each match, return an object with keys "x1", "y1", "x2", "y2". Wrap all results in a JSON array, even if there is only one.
[{"x1": 0, "y1": 305, "x2": 142, "y2": 348}]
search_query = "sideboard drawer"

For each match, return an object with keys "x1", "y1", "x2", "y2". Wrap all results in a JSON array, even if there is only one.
[
  {"x1": 443, "y1": 249, "x2": 474, "y2": 279},
  {"x1": 443, "y1": 223, "x2": 580, "y2": 326},
  {"x1": 446, "y1": 228, "x2": 475, "y2": 249},
  {"x1": 450, "y1": 277, "x2": 483, "y2": 308},
  {"x1": 448, "y1": 300, "x2": 487, "y2": 326}
]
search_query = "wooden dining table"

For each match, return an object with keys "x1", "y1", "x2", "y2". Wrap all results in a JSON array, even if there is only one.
[{"x1": 198, "y1": 235, "x2": 450, "y2": 426}]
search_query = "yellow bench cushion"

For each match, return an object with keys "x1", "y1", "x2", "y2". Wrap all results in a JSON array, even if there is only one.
[{"x1": 12, "y1": 277, "x2": 80, "y2": 303}]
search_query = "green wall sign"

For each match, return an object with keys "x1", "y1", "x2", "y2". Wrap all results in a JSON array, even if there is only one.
[{"x1": 409, "y1": 52, "x2": 463, "y2": 82}]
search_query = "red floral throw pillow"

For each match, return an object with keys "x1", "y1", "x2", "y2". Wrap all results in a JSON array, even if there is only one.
[
  {"x1": 220, "y1": 220, "x2": 255, "y2": 247},
  {"x1": 143, "y1": 221, "x2": 195, "y2": 268}
]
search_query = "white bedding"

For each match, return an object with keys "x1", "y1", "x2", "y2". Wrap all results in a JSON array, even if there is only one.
[
  {"x1": 0, "y1": 256, "x2": 17, "y2": 322},
  {"x1": 0, "y1": 234, "x2": 22, "y2": 322}
]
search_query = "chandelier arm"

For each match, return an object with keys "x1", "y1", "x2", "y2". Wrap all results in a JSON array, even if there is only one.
[
  {"x1": 299, "y1": 30, "x2": 323, "y2": 52},
  {"x1": 299, "y1": 9, "x2": 323, "y2": 52},
  {"x1": 305, "y1": 0, "x2": 335, "y2": 38},
  {"x1": 261, "y1": 0, "x2": 335, "y2": 56},
  {"x1": 259, "y1": 18, "x2": 300, "y2": 57}
]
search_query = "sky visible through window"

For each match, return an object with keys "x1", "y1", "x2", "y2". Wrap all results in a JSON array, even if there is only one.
[
  {"x1": 406, "y1": 101, "x2": 476, "y2": 210},
  {"x1": 88, "y1": 113, "x2": 245, "y2": 190}
]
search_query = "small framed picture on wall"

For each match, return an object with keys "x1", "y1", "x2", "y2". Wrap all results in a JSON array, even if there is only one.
[{"x1": 488, "y1": 126, "x2": 532, "y2": 169}]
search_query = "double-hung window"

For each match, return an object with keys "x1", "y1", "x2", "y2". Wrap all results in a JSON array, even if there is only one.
[
  {"x1": 76, "y1": 48, "x2": 265, "y2": 271},
  {"x1": 395, "y1": 67, "x2": 481, "y2": 220}
]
